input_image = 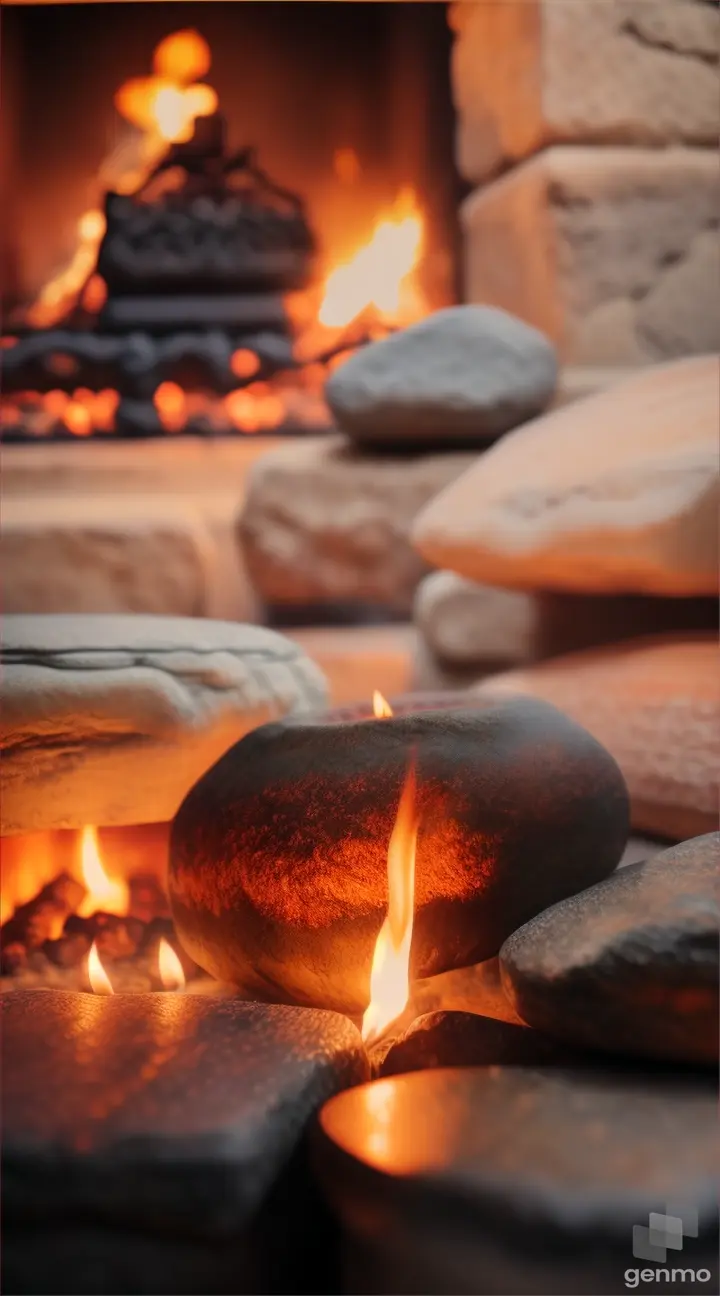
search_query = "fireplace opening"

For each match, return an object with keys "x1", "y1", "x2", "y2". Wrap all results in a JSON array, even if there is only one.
[{"x1": 0, "y1": 1, "x2": 460, "y2": 441}]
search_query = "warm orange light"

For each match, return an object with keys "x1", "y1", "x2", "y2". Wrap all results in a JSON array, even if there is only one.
[
  {"x1": 362, "y1": 761, "x2": 418, "y2": 1045},
  {"x1": 78, "y1": 826, "x2": 129, "y2": 917},
  {"x1": 372, "y1": 691, "x2": 394, "y2": 719},
  {"x1": 230, "y1": 348, "x2": 261, "y2": 381},
  {"x1": 153, "y1": 380, "x2": 186, "y2": 433},
  {"x1": 333, "y1": 147, "x2": 361, "y2": 185},
  {"x1": 319, "y1": 188, "x2": 425, "y2": 330},
  {"x1": 158, "y1": 938, "x2": 185, "y2": 991},
  {"x1": 88, "y1": 941, "x2": 114, "y2": 995},
  {"x1": 153, "y1": 29, "x2": 211, "y2": 83},
  {"x1": 25, "y1": 209, "x2": 106, "y2": 329}
]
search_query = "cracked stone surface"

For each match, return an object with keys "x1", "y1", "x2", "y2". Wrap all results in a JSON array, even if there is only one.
[
  {"x1": 0, "y1": 614, "x2": 328, "y2": 833},
  {"x1": 413, "y1": 358, "x2": 719, "y2": 597},
  {"x1": 453, "y1": 0, "x2": 719, "y2": 183},
  {"x1": 462, "y1": 146, "x2": 719, "y2": 363}
]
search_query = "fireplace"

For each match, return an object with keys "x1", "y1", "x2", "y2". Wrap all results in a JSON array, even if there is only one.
[{"x1": 0, "y1": 2, "x2": 459, "y2": 442}]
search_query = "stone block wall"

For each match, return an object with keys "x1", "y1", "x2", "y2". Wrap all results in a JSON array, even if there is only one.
[{"x1": 451, "y1": 0, "x2": 720, "y2": 363}]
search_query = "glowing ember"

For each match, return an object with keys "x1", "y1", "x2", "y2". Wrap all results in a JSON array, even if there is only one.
[
  {"x1": 78, "y1": 827, "x2": 129, "y2": 918},
  {"x1": 88, "y1": 941, "x2": 114, "y2": 995},
  {"x1": 319, "y1": 188, "x2": 424, "y2": 329},
  {"x1": 115, "y1": 30, "x2": 217, "y2": 144},
  {"x1": 372, "y1": 691, "x2": 394, "y2": 719},
  {"x1": 362, "y1": 760, "x2": 419, "y2": 1045},
  {"x1": 158, "y1": 938, "x2": 185, "y2": 991}
]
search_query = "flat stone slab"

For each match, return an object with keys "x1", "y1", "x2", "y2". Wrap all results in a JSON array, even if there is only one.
[
  {"x1": 2, "y1": 990, "x2": 367, "y2": 1294},
  {"x1": 500, "y1": 833, "x2": 719, "y2": 1065},
  {"x1": 317, "y1": 1067, "x2": 719, "y2": 1295},
  {"x1": 0, "y1": 614, "x2": 327, "y2": 834}
]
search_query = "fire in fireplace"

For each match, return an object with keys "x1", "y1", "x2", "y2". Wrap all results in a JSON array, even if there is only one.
[{"x1": 1, "y1": 3, "x2": 458, "y2": 441}]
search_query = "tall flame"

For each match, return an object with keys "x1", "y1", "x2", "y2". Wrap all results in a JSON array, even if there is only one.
[
  {"x1": 158, "y1": 938, "x2": 185, "y2": 991},
  {"x1": 78, "y1": 826, "x2": 129, "y2": 918},
  {"x1": 372, "y1": 691, "x2": 394, "y2": 719},
  {"x1": 362, "y1": 760, "x2": 418, "y2": 1045},
  {"x1": 88, "y1": 941, "x2": 114, "y2": 995},
  {"x1": 319, "y1": 188, "x2": 424, "y2": 329}
]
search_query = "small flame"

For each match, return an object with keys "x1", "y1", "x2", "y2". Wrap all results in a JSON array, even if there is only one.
[
  {"x1": 372, "y1": 691, "x2": 394, "y2": 719},
  {"x1": 78, "y1": 826, "x2": 129, "y2": 918},
  {"x1": 25, "y1": 209, "x2": 106, "y2": 329},
  {"x1": 115, "y1": 30, "x2": 217, "y2": 145},
  {"x1": 362, "y1": 760, "x2": 418, "y2": 1045},
  {"x1": 88, "y1": 941, "x2": 114, "y2": 995},
  {"x1": 319, "y1": 188, "x2": 424, "y2": 329},
  {"x1": 158, "y1": 938, "x2": 185, "y2": 991}
]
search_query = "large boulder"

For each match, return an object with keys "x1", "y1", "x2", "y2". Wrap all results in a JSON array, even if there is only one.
[
  {"x1": 324, "y1": 306, "x2": 557, "y2": 448},
  {"x1": 238, "y1": 436, "x2": 475, "y2": 614},
  {"x1": 0, "y1": 615, "x2": 327, "y2": 834},
  {"x1": 473, "y1": 634, "x2": 719, "y2": 840},
  {"x1": 413, "y1": 356, "x2": 720, "y2": 595},
  {"x1": 500, "y1": 834, "x2": 720, "y2": 1064},
  {"x1": 169, "y1": 696, "x2": 629, "y2": 1016}
]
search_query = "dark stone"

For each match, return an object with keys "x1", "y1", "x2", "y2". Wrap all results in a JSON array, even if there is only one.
[
  {"x1": 169, "y1": 695, "x2": 629, "y2": 1016},
  {"x1": 500, "y1": 833, "x2": 719, "y2": 1065},
  {"x1": 325, "y1": 305, "x2": 557, "y2": 449},
  {"x1": 316, "y1": 1067, "x2": 719, "y2": 1296},
  {"x1": 2, "y1": 990, "x2": 366, "y2": 1295},
  {"x1": 377, "y1": 1010, "x2": 585, "y2": 1076}
]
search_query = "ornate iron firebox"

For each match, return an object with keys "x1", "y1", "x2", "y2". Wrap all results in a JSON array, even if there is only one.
[{"x1": 1, "y1": 114, "x2": 322, "y2": 439}]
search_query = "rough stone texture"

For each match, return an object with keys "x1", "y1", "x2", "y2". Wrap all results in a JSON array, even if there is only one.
[
  {"x1": 169, "y1": 696, "x2": 629, "y2": 1017},
  {"x1": 2, "y1": 990, "x2": 366, "y2": 1295},
  {"x1": 461, "y1": 147, "x2": 720, "y2": 363},
  {"x1": 377, "y1": 1010, "x2": 583, "y2": 1078},
  {"x1": 500, "y1": 834, "x2": 720, "y2": 1065},
  {"x1": 415, "y1": 570, "x2": 719, "y2": 668},
  {"x1": 0, "y1": 614, "x2": 328, "y2": 835},
  {"x1": 473, "y1": 634, "x2": 719, "y2": 841},
  {"x1": 452, "y1": 0, "x2": 720, "y2": 183},
  {"x1": 413, "y1": 358, "x2": 720, "y2": 596},
  {"x1": 324, "y1": 306, "x2": 557, "y2": 448},
  {"x1": 318, "y1": 1068, "x2": 719, "y2": 1296},
  {"x1": 238, "y1": 436, "x2": 475, "y2": 614}
]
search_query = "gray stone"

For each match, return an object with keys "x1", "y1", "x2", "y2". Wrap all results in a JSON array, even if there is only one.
[
  {"x1": 169, "y1": 696, "x2": 629, "y2": 1016},
  {"x1": 500, "y1": 833, "x2": 720, "y2": 1064},
  {"x1": 317, "y1": 1066, "x2": 719, "y2": 1296},
  {"x1": 2, "y1": 990, "x2": 366, "y2": 1295},
  {"x1": 377, "y1": 1010, "x2": 584, "y2": 1077},
  {"x1": 0, "y1": 614, "x2": 327, "y2": 834},
  {"x1": 413, "y1": 357, "x2": 720, "y2": 596},
  {"x1": 324, "y1": 306, "x2": 557, "y2": 447},
  {"x1": 238, "y1": 435, "x2": 475, "y2": 614},
  {"x1": 473, "y1": 634, "x2": 720, "y2": 841}
]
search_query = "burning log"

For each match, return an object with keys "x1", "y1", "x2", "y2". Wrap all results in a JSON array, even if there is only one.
[
  {"x1": 168, "y1": 695, "x2": 630, "y2": 1017},
  {"x1": 0, "y1": 873, "x2": 85, "y2": 970}
]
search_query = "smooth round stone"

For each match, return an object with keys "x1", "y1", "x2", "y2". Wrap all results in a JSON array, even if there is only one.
[
  {"x1": 377, "y1": 1010, "x2": 584, "y2": 1077},
  {"x1": 500, "y1": 833, "x2": 719, "y2": 1064},
  {"x1": 324, "y1": 305, "x2": 557, "y2": 448},
  {"x1": 169, "y1": 695, "x2": 629, "y2": 1016},
  {"x1": 316, "y1": 1068, "x2": 719, "y2": 1296}
]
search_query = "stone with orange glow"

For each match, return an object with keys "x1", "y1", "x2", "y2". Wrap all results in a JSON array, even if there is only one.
[
  {"x1": 500, "y1": 833, "x2": 720, "y2": 1065},
  {"x1": 325, "y1": 305, "x2": 557, "y2": 448},
  {"x1": 169, "y1": 694, "x2": 629, "y2": 1017}
]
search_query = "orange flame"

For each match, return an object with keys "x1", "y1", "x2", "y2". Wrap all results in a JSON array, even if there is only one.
[
  {"x1": 319, "y1": 188, "x2": 424, "y2": 329},
  {"x1": 362, "y1": 760, "x2": 418, "y2": 1045},
  {"x1": 158, "y1": 938, "x2": 185, "y2": 991},
  {"x1": 25, "y1": 210, "x2": 106, "y2": 329},
  {"x1": 88, "y1": 941, "x2": 114, "y2": 995},
  {"x1": 78, "y1": 827, "x2": 129, "y2": 918},
  {"x1": 372, "y1": 691, "x2": 394, "y2": 719},
  {"x1": 115, "y1": 30, "x2": 217, "y2": 145}
]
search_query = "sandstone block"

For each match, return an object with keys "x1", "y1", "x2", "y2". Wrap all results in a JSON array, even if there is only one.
[
  {"x1": 461, "y1": 147, "x2": 720, "y2": 363},
  {"x1": 238, "y1": 436, "x2": 475, "y2": 615},
  {"x1": 413, "y1": 358, "x2": 720, "y2": 597},
  {"x1": 473, "y1": 634, "x2": 720, "y2": 841},
  {"x1": 452, "y1": 0, "x2": 720, "y2": 183},
  {"x1": 0, "y1": 614, "x2": 328, "y2": 834}
]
